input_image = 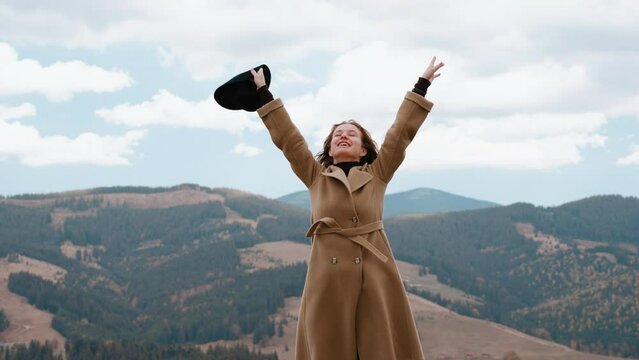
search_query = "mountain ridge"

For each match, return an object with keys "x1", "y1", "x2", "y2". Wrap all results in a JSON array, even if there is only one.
[
  {"x1": 277, "y1": 186, "x2": 500, "y2": 216},
  {"x1": 1, "y1": 185, "x2": 637, "y2": 358}
]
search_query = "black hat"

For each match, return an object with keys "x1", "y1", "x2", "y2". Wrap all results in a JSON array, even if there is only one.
[{"x1": 214, "y1": 64, "x2": 271, "y2": 112}]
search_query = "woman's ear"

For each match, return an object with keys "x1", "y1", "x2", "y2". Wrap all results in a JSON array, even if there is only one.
[{"x1": 360, "y1": 148, "x2": 367, "y2": 157}]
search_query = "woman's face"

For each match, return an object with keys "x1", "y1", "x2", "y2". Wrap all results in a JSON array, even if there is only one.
[{"x1": 329, "y1": 123, "x2": 367, "y2": 164}]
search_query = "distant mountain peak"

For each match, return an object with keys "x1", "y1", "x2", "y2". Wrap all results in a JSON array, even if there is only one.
[{"x1": 277, "y1": 187, "x2": 500, "y2": 217}]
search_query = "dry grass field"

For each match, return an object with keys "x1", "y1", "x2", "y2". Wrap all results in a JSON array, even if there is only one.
[
  {"x1": 409, "y1": 294, "x2": 623, "y2": 360},
  {"x1": 238, "y1": 240, "x2": 310, "y2": 273},
  {"x1": 1, "y1": 188, "x2": 228, "y2": 230},
  {"x1": 1, "y1": 188, "x2": 225, "y2": 210},
  {"x1": 60, "y1": 240, "x2": 104, "y2": 269},
  {"x1": 0, "y1": 255, "x2": 66, "y2": 352},
  {"x1": 516, "y1": 222, "x2": 569, "y2": 255}
]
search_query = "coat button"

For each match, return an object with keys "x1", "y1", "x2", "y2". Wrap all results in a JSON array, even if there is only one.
[
  {"x1": 352, "y1": 216, "x2": 359, "y2": 223},
  {"x1": 353, "y1": 257, "x2": 361, "y2": 264},
  {"x1": 331, "y1": 257, "x2": 338, "y2": 265}
]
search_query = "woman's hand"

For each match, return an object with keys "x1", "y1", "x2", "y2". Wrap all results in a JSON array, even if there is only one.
[
  {"x1": 250, "y1": 68, "x2": 267, "y2": 89},
  {"x1": 421, "y1": 56, "x2": 444, "y2": 82}
]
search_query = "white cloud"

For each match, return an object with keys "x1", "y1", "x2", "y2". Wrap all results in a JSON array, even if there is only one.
[
  {"x1": 233, "y1": 143, "x2": 262, "y2": 157},
  {"x1": 3, "y1": 0, "x2": 638, "y2": 82},
  {"x1": 435, "y1": 60, "x2": 592, "y2": 114},
  {"x1": 281, "y1": 43, "x2": 596, "y2": 147},
  {"x1": 95, "y1": 89, "x2": 263, "y2": 134},
  {"x1": 233, "y1": 43, "x2": 606, "y2": 171},
  {"x1": 0, "y1": 42, "x2": 132, "y2": 102},
  {"x1": 25, "y1": 0, "x2": 362, "y2": 80},
  {"x1": 277, "y1": 69, "x2": 313, "y2": 85},
  {"x1": 617, "y1": 144, "x2": 639, "y2": 166},
  {"x1": 284, "y1": 43, "x2": 443, "y2": 140},
  {"x1": 0, "y1": 103, "x2": 36, "y2": 120},
  {"x1": 609, "y1": 94, "x2": 639, "y2": 118},
  {"x1": 402, "y1": 113, "x2": 607, "y2": 170},
  {"x1": 0, "y1": 103, "x2": 146, "y2": 166}
]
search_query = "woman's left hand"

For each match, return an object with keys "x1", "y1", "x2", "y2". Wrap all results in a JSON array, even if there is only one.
[
  {"x1": 250, "y1": 68, "x2": 267, "y2": 89},
  {"x1": 422, "y1": 56, "x2": 444, "y2": 82}
]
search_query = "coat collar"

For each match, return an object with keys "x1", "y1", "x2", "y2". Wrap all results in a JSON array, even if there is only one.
[{"x1": 322, "y1": 164, "x2": 373, "y2": 193}]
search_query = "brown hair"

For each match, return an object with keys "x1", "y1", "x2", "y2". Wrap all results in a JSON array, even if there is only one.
[{"x1": 315, "y1": 120, "x2": 378, "y2": 167}]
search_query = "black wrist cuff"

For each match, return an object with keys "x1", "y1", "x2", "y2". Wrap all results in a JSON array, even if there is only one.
[
  {"x1": 412, "y1": 77, "x2": 431, "y2": 96},
  {"x1": 257, "y1": 86, "x2": 274, "y2": 107}
]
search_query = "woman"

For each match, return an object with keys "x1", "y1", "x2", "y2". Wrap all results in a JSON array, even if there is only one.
[{"x1": 251, "y1": 57, "x2": 444, "y2": 360}]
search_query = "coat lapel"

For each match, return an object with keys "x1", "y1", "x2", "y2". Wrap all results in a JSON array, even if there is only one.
[
  {"x1": 321, "y1": 165, "x2": 372, "y2": 193},
  {"x1": 322, "y1": 166, "x2": 351, "y2": 192},
  {"x1": 348, "y1": 168, "x2": 373, "y2": 192}
]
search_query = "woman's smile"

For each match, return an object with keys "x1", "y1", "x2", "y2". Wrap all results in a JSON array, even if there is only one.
[{"x1": 329, "y1": 123, "x2": 368, "y2": 163}]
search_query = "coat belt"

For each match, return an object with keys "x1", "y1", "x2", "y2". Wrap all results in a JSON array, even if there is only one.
[{"x1": 305, "y1": 217, "x2": 389, "y2": 263}]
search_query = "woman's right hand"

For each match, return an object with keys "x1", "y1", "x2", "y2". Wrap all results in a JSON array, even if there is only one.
[{"x1": 250, "y1": 68, "x2": 267, "y2": 89}]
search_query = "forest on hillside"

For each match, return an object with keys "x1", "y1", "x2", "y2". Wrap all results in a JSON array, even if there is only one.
[
  {"x1": 385, "y1": 196, "x2": 639, "y2": 357},
  {"x1": 1, "y1": 189, "x2": 637, "y2": 357},
  {"x1": 0, "y1": 340, "x2": 278, "y2": 360},
  {"x1": 0, "y1": 310, "x2": 8, "y2": 332},
  {"x1": 1, "y1": 192, "x2": 307, "y2": 346}
]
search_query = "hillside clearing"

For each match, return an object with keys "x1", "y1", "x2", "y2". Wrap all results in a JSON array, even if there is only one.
[{"x1": 0, "y1": 255, "x2": 66, "y2": 352}]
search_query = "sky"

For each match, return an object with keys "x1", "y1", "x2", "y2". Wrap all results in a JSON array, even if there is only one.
[{"x1": 1, "y1": 0, "x2": 638, "y2": 206}]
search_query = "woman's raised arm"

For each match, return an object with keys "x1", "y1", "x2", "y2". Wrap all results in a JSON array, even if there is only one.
[
  {"x1": 371, "y1": 57, "x2": 444, "y2": 183},
  {"x1": 251, "y1": 68, "x2": 321, "y2": 188}
]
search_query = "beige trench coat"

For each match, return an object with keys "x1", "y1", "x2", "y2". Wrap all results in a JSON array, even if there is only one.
[{"x1": 258, "y1": 91, "x2": 433, "y2": 360}]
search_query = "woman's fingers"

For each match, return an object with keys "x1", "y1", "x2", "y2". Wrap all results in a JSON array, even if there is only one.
[
  {"x1": 250, "y1": 68, "x2": 263, "y2": 79},
  {"x1": 250, "y1": 68, "x2": 266, "y2": 89},
  {"x1": 422, "y1": 57, "x2": 444, "y2": 81}
]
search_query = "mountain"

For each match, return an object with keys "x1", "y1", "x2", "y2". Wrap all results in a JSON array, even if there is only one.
[
  {"x1": 275, "y1": 190, "x2": 310, "y2": 210},
  {"x1": 383, "y1": 195, "x2": 639, "y2": 357},
  {"x1": 385, "y1": 188, "x2": 500, "y2": 216},
  {"x1": 0, "y1": 185, "x2": 637, "y2": 358},
  {"x1": 277, "y1": 187, "x2": 500, "y2": 216},
  {"x1": 1, "y1": 185, "x2": 310, "y2": 349}
]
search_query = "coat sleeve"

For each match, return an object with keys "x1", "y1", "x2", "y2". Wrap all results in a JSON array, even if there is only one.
[
  {"x1": 370, "y1": 91, "x2": 434, "y2": 183},
  {"x1": 257, "y1": 98, "x2": 322, "y2": 188}
]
